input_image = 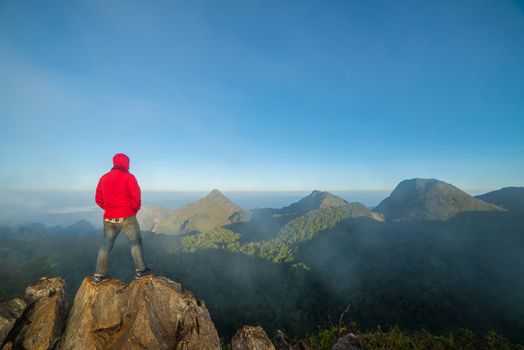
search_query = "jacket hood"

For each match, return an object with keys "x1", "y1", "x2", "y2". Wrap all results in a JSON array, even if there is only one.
[{"x1": 113, "y1": 153, "x2": 130, "y2": 171}]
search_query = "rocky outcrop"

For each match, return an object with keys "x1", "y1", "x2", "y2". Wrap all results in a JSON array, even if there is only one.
[
  {"x1": 273, "y1": 329, "x2": 309, "y2": 350},
  {"x1": 332, "y1": 332, "x2": 360, "y2": 350},
  {"x1": 0, "y1": 298, "x2": 27, "y2": 346},
  {"x1": 1, "y1": 275, "x2": 222, "y2": 350},
  {"x1": 0, "y1": 277, "x2": 67, "y2": 350},
  {"x1": 231, "y1": 325, "x2": 275, "y2": 350},
  {"x1": 60, "y1": 275, "x2": 220, "y2": 350},
  {"x1": 4, "y1": 276, "x2": 294, "y2": 350}
]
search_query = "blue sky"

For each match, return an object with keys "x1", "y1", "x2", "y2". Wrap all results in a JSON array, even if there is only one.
[{"x1": 1, "y1": 0, "x2": 523, "y2": 191}]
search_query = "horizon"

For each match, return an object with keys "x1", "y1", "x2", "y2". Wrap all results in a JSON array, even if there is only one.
[{"x1": 1, "y1": 1, "x2": 523, "y2": 191}]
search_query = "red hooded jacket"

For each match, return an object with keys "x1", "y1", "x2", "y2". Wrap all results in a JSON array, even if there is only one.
[{"x1": 95, "y1": 153, "x2": 141, "y2": 219}]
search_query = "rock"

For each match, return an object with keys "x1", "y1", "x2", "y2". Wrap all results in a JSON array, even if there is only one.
[
  {"x1": 25, "y1": 277, "x2": 66, "y2": 303},
  {"x1": 1, "y1": 341, "x2": 13, "y2": 350},
  {"x1": 2, "y1": 275, "x2": 221, "y2": 350},
  {"x1": 231, "y1": 325, "x2": 275, "y2": 350},
  {"x1": 0, "y1": 277, "x2": 67, "y2": 350},
  {"x1": 60, "y1": 275, "x2": 220, "y2": 350},
  {"x1": 273, "y1": 329, "x2": 309, "y2": 350},
  {"x1": 13, "y1": 277, "x2": 67, "y2": 350},
  {"x1": 332, "y1": 332, "x2": 360, "y2": 350},
  {"x1": 0, "y1": 298, "x2": 27, "y2": 345}
]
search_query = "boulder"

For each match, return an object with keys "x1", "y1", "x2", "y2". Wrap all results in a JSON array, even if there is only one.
[
  {"x1": 60, "y1": 275, "x2": 220, "y2": 350},
  {"x1": 231, "y1": 325, "x2": 275, "y2": 350}
]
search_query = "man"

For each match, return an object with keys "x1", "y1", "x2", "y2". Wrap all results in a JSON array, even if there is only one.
[{"x1": 92, "y1": 153, "x2": 152, "y2": 285}]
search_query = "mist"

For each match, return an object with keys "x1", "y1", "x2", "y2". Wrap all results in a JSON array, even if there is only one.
[{"x1": 0, "y1": 190, "x2": 390, "y2": 227}]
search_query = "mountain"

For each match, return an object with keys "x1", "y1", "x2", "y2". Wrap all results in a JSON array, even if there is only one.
[
  {"x1": 47, "y1": 220, "x2": 96, "y2": 236},
  {"x1": 31, "y1": 210, "x2": 102, "y2": 228},
  {"x1": 476, "y1": 187, "x2": 524, "y2": 212},
  {"x1": 374, "y1": 178, "x2": 502, "y2": 221},
  {"x1": 226, "y1": 191, "x2": 354, "y2": 242},
  {"x1": 277, "y1": 202, "x2": 375, "y2": 244},
  {"x1": 280, "y1": 190, "x2": 348, "y2": 215},
  {"x1": 138, "y1": 189, "x2": 247, "y2": 235}
]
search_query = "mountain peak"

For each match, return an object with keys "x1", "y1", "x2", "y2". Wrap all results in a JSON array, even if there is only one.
[
  {"x1": 374, "y1": 178, "x2": 502, "y2": 221},
  {"x1": 205, "y1": 189, "x2": 228, "y2": 200},
  {"x1": 138, "y1": 190, "x2": 245, "y2": 235},
  {"x1": 306, "y1": 190, "x2": 348, "y2": 206},
  {"x1": 208, "y1": 188, "x2": 223, "y2": 195},
  {"x1": 199, "y1": 189, "x2": 239, "y2": 208},
  {"x1": 283, "y1": 190, "x2": 348, "y2": 215}
]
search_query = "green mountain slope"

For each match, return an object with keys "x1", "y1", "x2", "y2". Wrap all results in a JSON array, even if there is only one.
[
  {"x1": 227, "y1": 191, "x2": 355, "y2": 242},
  {"x1": 277, "y1": 202, "x2": 373, "y2": 244},
  {"x1": 476, "y1": 187, "x2": 524, "y2": 212}
]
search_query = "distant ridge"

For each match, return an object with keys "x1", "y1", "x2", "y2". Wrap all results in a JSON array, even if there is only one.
[
  {"x1": 374, "y1": 178, "x2": 502, "y2": 221},
  {"x1": 138, "y1": 190, "x2": 247, "y2": 235},
  {"x1": 476, "y1": 187, "x2": 524, "y2": 212}
]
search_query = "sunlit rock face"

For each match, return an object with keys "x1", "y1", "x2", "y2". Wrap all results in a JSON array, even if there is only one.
[{"x1": 59, "y1": 275, "x2": 220, "y2": 350}]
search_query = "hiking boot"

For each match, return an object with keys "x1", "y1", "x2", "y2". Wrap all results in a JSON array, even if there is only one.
[
  {"x1": 91, "y1": 275, "x2": 110, "y2": 285},
  {"x1": 135, "y1": 268, "x2": 153, "y2": 280}
]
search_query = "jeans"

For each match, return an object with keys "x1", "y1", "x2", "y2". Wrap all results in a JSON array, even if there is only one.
[{"x1": 94, "y1": 216, "x2": 146, "y2": 277}]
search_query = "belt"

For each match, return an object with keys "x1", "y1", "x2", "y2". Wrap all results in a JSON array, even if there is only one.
[{"x1": 104, "y1": 218, "x2": 125, "y2": 223}]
